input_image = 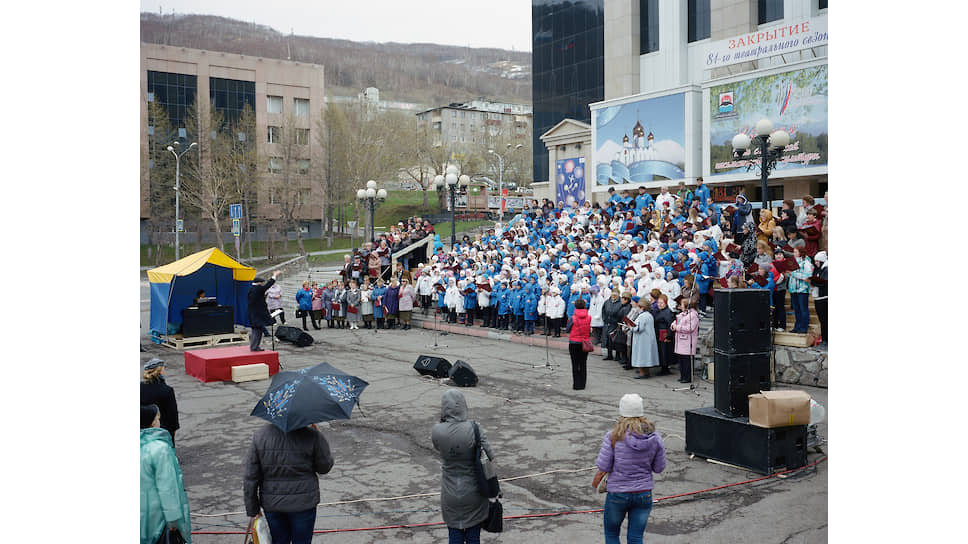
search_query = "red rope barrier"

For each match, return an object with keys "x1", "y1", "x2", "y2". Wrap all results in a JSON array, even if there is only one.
[{"x1": 191, "y1": 456, "x2": 827, "y2": 536}]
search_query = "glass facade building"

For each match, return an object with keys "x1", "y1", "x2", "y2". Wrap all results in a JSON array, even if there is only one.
[
  {"x1": 146, "y1": 71, "x2": 197, "y2": 142},
  {"x1": 209, "y1": 77, "x2": 256, "y2": 125},
  {"x1": 531, "y1": 0, "x2": 604, "y2": 183}
]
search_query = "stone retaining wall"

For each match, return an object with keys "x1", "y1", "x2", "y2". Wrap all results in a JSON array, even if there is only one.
[{"x1": 698, "y1": 328, "x2": 827, "y2": 388}]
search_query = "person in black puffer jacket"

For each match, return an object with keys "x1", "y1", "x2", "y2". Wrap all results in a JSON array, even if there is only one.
[{"x1": 243, "y1": 423, "x2": 334, "y2": 544}]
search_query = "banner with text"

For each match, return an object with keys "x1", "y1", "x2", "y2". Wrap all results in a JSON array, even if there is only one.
[
  {"x1": 703, "y1": 16, "x2": 827, "y2": 70},
  {"x1": 708, "y1": 63, "x2": 828, "y2": 176}
]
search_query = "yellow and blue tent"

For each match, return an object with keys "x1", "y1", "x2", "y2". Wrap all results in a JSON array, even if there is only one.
[{"x1": 148, "y1": 248, "x2": 258, "y2": 335}]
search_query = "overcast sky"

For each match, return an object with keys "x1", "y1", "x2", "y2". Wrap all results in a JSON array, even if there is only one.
[{"x1": 141, "y1": 0, "x2": 534, "y2": 52}]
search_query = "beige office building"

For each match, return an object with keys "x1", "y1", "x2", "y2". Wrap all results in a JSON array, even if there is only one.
[
  {"x1": 416, "y1": 99, "x2": 532, "y2": 152},
  {"x1": 140, "y1": 43, "x2": 326, "y2": 241}
]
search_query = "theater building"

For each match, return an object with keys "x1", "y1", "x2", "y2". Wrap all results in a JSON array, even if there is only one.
[{"x1": 535, "y1": 0, "x2": 828, "y2": 207}]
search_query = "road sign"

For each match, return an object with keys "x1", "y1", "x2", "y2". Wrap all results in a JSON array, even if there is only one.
[
  {"x1": 232, "y1": 219, "x2": 241, "y2": 237},
  {"x1": 230, "y1": 203, "x2": 242, "y2": 219},
  {"x1": 176, "y1": 219, "x2": 184, "y2": 233}
]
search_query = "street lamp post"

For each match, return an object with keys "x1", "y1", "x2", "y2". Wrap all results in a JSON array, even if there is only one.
[
  {"x1": 434, "y1": 165, "x2": 468, "y2": 249},
  {"x1": 356, "y1": 180, "x2": 387, "y2": 244},
  {"x1": 167, "y1": 140, "x2": 197, "y2": 260},
  {"x1": 730, "y1": 119, "x2": 790, "y2": 213},
  {"x1": 488, "y1": 143, "x2": 523, "y2": 222}
]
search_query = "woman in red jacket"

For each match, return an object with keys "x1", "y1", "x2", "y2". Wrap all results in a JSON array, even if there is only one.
[{"x1": 568, "y1": 298, "x2": 593, "y2": 390}]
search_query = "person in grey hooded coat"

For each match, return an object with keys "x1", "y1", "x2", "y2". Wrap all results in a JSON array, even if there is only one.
[{"x1": 431, "y1": 389, "x2": 495, "y2": 543}]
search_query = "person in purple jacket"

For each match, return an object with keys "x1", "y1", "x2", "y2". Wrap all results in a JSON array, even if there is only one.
[{"x1": 592, "y1": 393, "x2": 666, "y2": 544}]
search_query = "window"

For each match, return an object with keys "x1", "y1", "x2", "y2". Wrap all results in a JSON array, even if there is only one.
[
  {"x1": 640, "y1": 0, "x2": 659, "y2": 54},
  {"x1": 688, "y1": 0, "x2": 711, "y2": 42},
  {"x1": 452, "y1": 111, "x2": 457, "y2": 117},
  {"x1": 297, "y1": 189, "x2": 312, "y2": 205},
  {"x1": 819, "y1": 0, "x2": 827, "y2": 8},
  {"x1": 296, "y1": 159, "x2": 310, "y2": 175},
  {"x1": 267, "y1": 95, "x2": 283, "y2": 114},
  {"x1": 758, "y1": 0, "x2": 783, "y2": 24},
  {"x1": 178, "y1": 127, "x2": 187, "y2": 138},
  {"x1": 147, "y1": 125, "x2": 154, "y2": 136},
  {"x1": 268, "y1": 126, "x2": 281, "y2": 144},
  {"x1": 294, "y1": 98, "x2": 309, "y2": 116},
  {"x1": 148, "y1": 159, "x2": 154, "y2": 169},
  {"x1": 147, "y1": 91, "x2": 154, "y2": 103},
  {"x1": 238, "y1": 132, "x2": 246, "y2": 142},
  {"x1": 268, "y1": 189, "x2": 278, "y2": 204},
  {"x1": 295, "y1": 128, "x2": 310, "y2": 146},
  {"x1": 268, "y1": 157, "x2": 283, "y2": 174}
]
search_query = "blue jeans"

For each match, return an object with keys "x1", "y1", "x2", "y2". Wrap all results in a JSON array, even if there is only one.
[
  {"x1": 603, "y1": 490, "x2": 653, "y2": 544},
  {"x1": 790, "y1": 292, "x2": 809, "y2": 333},
  {"x1": 448, "y1": 525, "x2": 481, "y2": 544},
  {"x1": 263, "y1": 508, "x2": 316, "y2": 544}
]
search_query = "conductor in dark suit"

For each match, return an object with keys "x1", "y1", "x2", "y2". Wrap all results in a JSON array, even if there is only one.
[{"x1": 248, "y1": 270, "x2": 281, "y2": 351}]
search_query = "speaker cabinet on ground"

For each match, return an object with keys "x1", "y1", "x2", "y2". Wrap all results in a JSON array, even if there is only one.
[
  {"x1": 714, "y1": 289, "x2": 771, "y2": 354},
  {"x1": 414, "y1": 355, "x2": 452, "y2": 378},
  {"x1": 448, "y1": 360, "x2": 478, "y2": 387},
  {"x1": 713, "y1": 351, "x2": 772, "y2": 417},
  {"x1": 685, "y1": 406, "x2": 807, "y2": 475}
]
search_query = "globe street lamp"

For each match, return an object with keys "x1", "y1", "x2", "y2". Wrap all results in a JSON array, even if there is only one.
[
  {"x1": 434, "y1": 164, "x2": 467, "y2": 249},
  {"x1": 731, "y1": 119, "x2": 790, "y2": 213},
  {"x1": 487, "y1": 143, "x2": 523, "y2": 221},
  {"x1": 356, "y1": 180, "x2": 387, "y2": 244},
  {"x1": 166, "y1": 140, "x2": 197, "y2": 260}
]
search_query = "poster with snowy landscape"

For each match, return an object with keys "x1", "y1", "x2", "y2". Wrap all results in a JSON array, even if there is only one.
[{"x1": 594, "y1": 93, "x2": 686, "y2": 186}]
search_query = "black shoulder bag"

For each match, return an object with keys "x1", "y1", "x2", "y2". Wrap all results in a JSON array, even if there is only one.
[{"x1": 472, "y1": 421, "x2": 503, "y2": 533}]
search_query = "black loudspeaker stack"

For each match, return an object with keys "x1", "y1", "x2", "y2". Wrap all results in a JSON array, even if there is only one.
[
  {"x1": 685, "y1": 289, "x2": 807, "y2": 475},
  {"x1": 712, "y1": 289, "x2": 772, "y2": 418},
  {"x1": 684, "y1": 407, "x2": 807, "y2": 474},
  {"x1": 448, "y1": 360, "x2": 478, "y2": 387},
  {"x1": 414, "y1": 355, "x2": 452, "y2": 378}
]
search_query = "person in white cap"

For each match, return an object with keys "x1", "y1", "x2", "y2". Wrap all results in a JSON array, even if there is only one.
[{"x1": 592, "y1": 393, "x2": 666, "y2": 544}]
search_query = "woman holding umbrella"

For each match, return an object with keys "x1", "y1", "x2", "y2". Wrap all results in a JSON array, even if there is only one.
[
  {"x1": 244, "y1": 363, "x2": 361, "y2": 544},
  {"x1": 432, "y1": 389, "x2": 495, "y2": 544}
]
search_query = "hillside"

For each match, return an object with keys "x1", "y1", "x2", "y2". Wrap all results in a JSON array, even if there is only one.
[{"x1": 140, "y1": 12, "x2": 532, "y2": 108}]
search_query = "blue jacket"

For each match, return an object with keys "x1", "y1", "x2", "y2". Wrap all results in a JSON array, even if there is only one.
[
  {"x1": 524, "y1": 293, "x2": 539, "y2": 321},
  {"x1": 296, "y1": 287, "x2": 313, "y2": 311},
  {"x1": 750, "y1": 272, "x2": 776, "y2": 305},
  {"x1": 511, "y1": 288, "x2": 525, "y2": 315},
  {"x1": 464, "y1": 284, "x2": 478, "y2": 310},
  {"x1": 635, "y1": 193, "x2": 654, "y2": 213},
  {"x1": 372, "y1": 285, "x2": 388, "y2": 318},
  {"x1": 497, "y1": 288, "x2": 512, "y2": 315},
  {"x1": 141, "y1": 428, "x2": 192, "y2": 544},
  {"x1": 694, "y1": 184, "x2": 710, "y2": 213}
]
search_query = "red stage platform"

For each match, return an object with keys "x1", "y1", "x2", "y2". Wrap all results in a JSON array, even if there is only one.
[{"x1": 184, "y1": 346, "x2": 280, "y2": 383}]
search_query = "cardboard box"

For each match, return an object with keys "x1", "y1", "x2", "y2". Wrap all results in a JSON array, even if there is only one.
[
  {"x1": 748, "y1": 390, "x2": 811, "y2": 428},
  {"x1": 231, "y1": 363, "x2": 270, "y2": 383}
]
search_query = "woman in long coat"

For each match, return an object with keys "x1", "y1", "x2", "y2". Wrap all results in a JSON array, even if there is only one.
[
  {"x1": 431, "y1": 389, "x2": 494, "y2": 544},
  {"x1": 629, "y1": 298, "x2": 660, "y2": 379},
  {"x1": 345, "y1": 281, "x2": 362, "y2": 329},
  {"x1": 397, "y1": 278, "x2": 417, "y2": 330},
  {"x1": 319, "y1": 282, "x2": 334, "y2": 328},
  {"x1": 384, "y1": 279, "x2": 401, "y2": 329},
  {"x1": 671, "y1": 298, "x2": 700, "y2": 383},
  {"x1": 371, "y1": 278, "x2": 388, "y2": 329}
]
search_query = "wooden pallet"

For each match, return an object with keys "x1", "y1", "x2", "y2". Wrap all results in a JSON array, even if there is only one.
[{"x1": 155, "y1": 331, "x2": 250, "y2": 350}]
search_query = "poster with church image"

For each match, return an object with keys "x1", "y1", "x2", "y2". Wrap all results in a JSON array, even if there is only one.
[
  {"x1": 594, "y1": 92, "x2": 686, "y2": 186},
  {"x1": 708, "y1": 63, "x2": 828, "y2": 176}
]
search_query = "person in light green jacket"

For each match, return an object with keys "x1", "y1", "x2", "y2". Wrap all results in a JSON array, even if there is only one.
[{"x1": 141, "y1": 404, "x2": 191, "y2": 544}]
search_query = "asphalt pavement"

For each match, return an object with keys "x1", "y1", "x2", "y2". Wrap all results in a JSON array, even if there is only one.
[{"x1": 139, "y1": 307, "x2": 828, "y2": 543}]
